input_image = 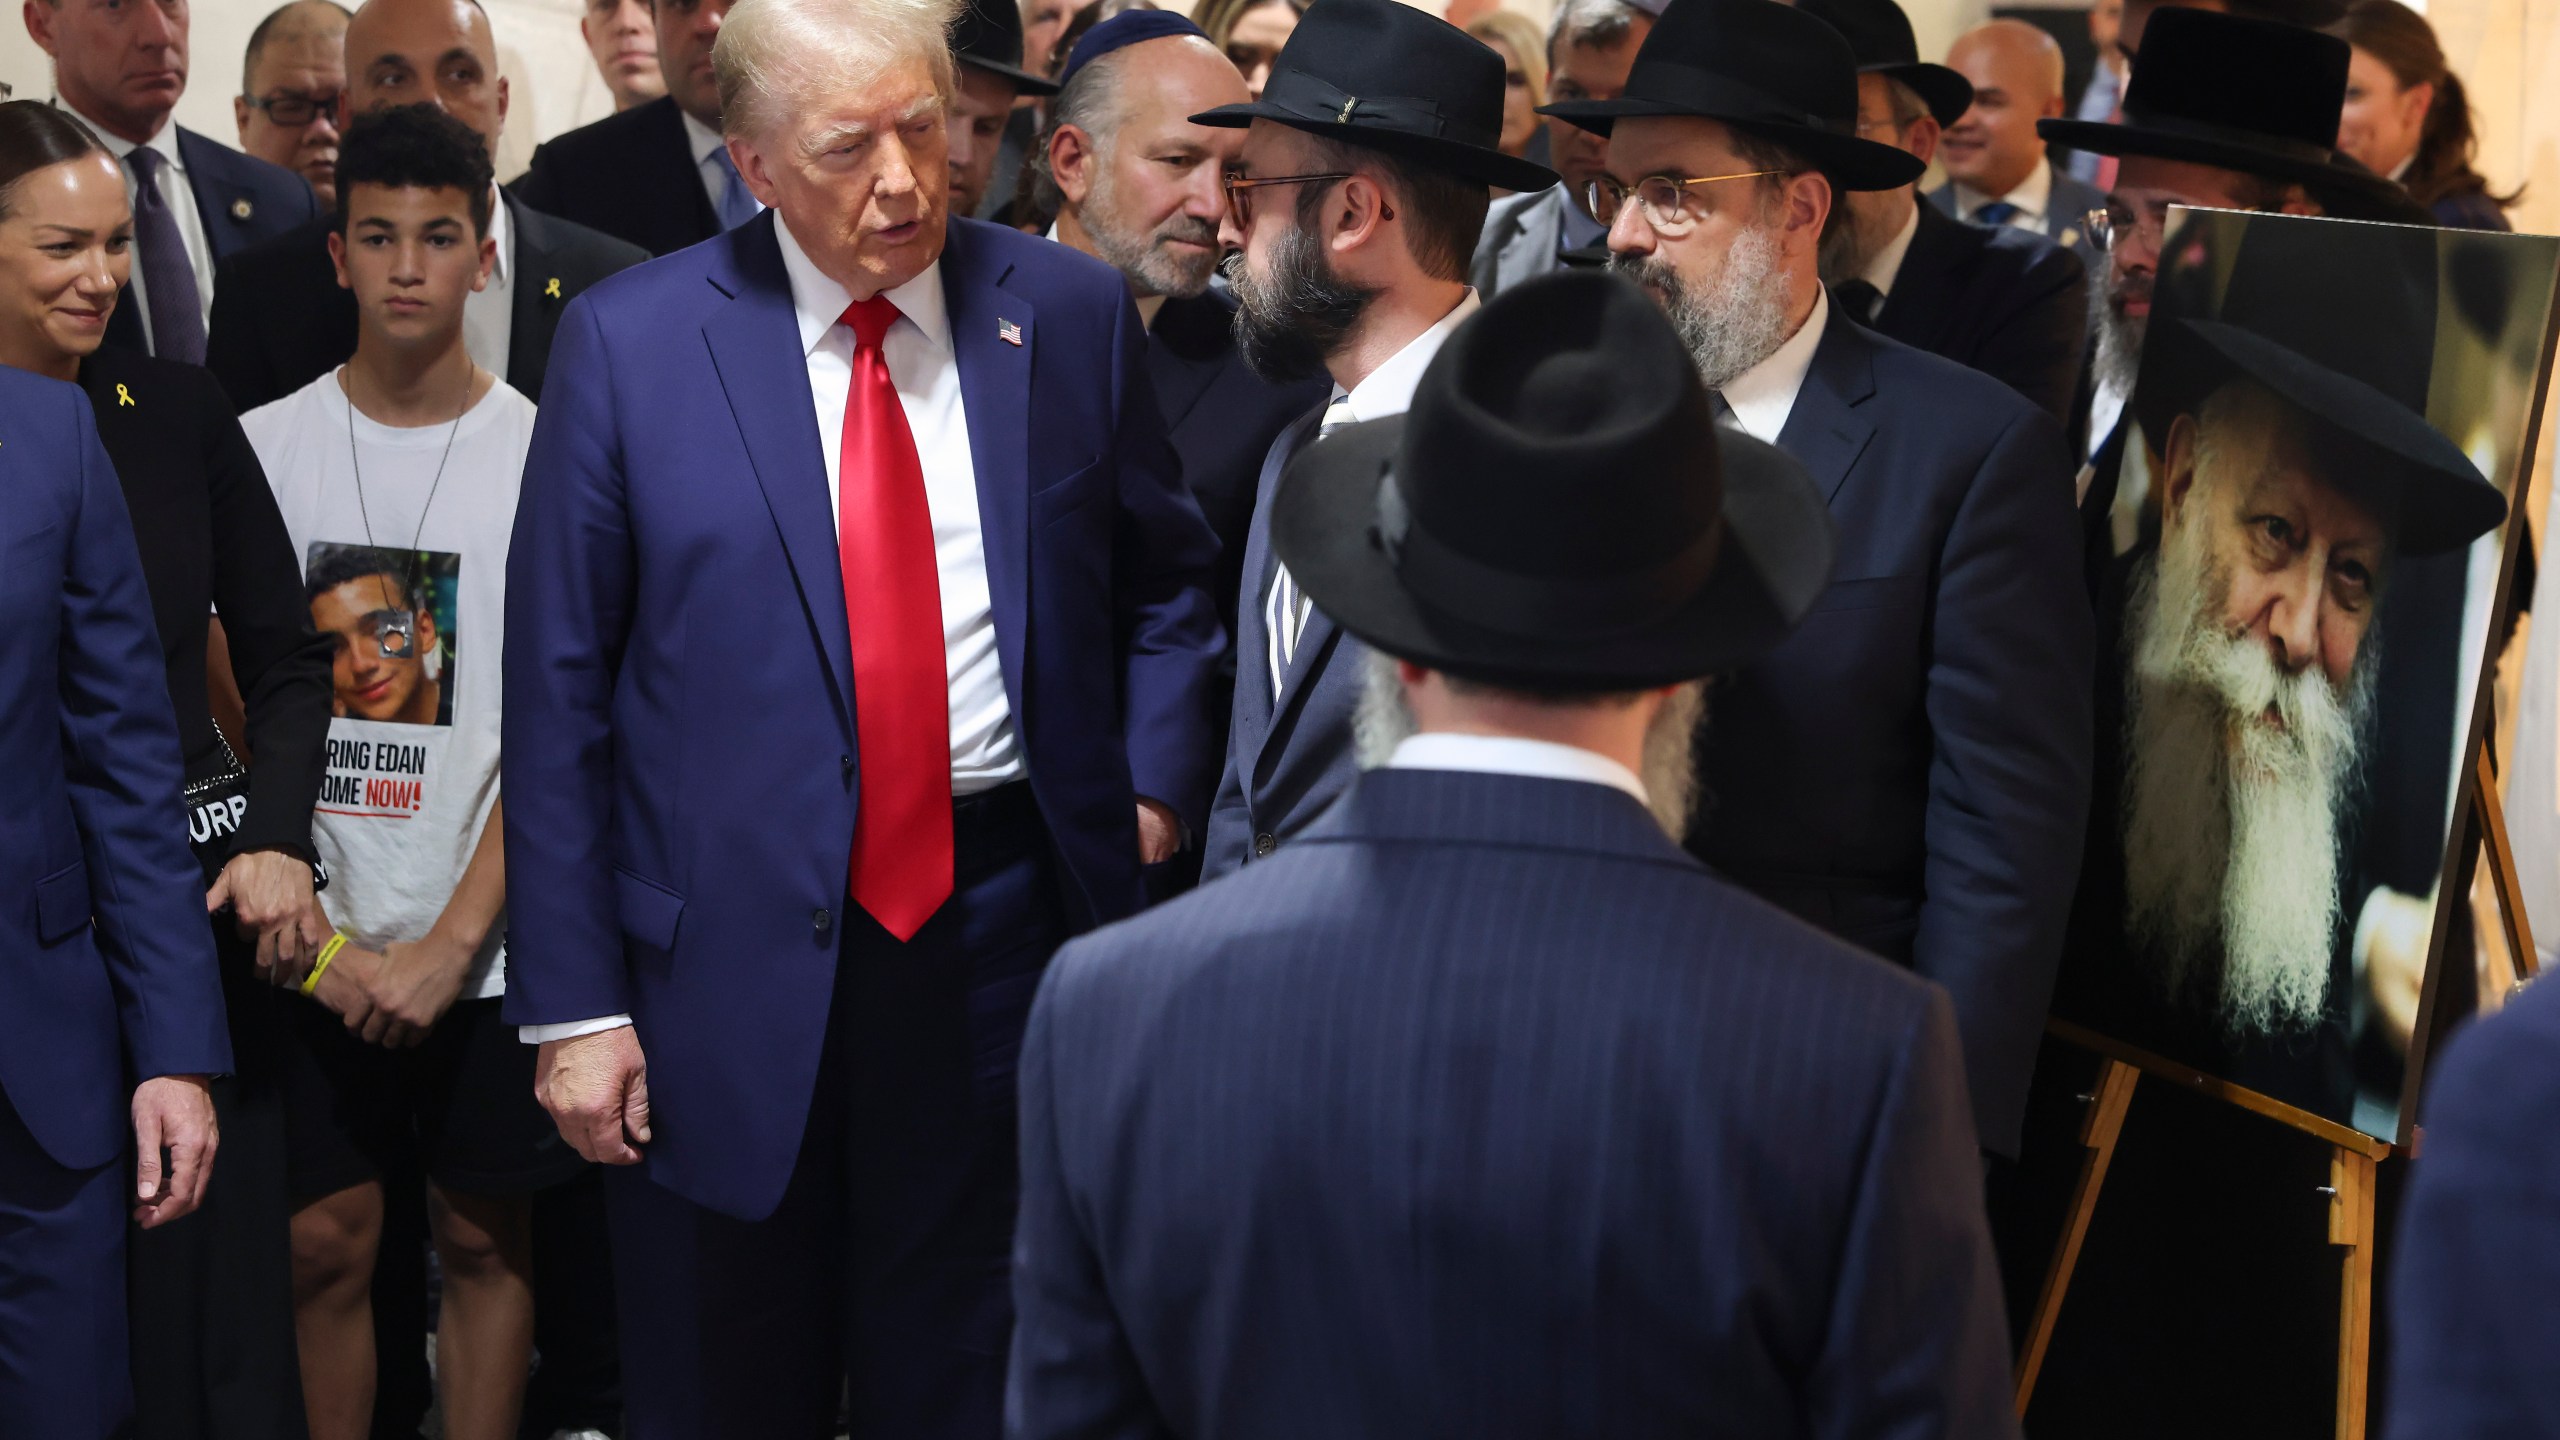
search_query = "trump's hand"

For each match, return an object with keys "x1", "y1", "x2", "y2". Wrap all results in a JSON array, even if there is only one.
[
  {"x1": 537, "y1": 1027, "x2": 651, "y2": 1165},
  {"x1": 131, "y1": 1075, "x2": 217, "y2": 1229},
  {"x1": 1136, "y1": 798, "x2": 1181, "y2": 866}
]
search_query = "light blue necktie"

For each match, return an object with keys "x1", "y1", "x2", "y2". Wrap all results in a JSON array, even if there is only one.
[{"x1": 709, "y1": 147, "x2": 762, "y2": 231}]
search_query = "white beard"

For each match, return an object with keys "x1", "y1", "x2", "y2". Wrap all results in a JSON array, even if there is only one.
[
  {"x1": 2119, "y1": 518, "x2": 2374, "y2": 1036},
  {"x1": 1354, "y1": 651, "x2": 1709, "y2": 840}
]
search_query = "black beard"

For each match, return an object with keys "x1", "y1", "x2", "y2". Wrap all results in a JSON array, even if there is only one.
[{"x1": 1225, "y1": 223, "x2": 1378, "y2": 384}]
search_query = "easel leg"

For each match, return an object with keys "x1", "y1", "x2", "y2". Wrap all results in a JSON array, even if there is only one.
[
  {"x1": 2330, "y1": 1148, "x2": 2379, "y2": 1440},
  {"x1": 2013, "y1": 1058, "x2": 2140, "y2": 1417}
]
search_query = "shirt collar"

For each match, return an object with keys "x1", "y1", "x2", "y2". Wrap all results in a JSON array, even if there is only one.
[
  {"x1": 1385, "y1": 732, "x2": 1649, "y2": 806},
  {"x1": 682, "y1": 110, "x2": 726, "y2": 167},
  {"x1": 1719, "y1": 285, "x2": 1827, "y2": 443},
  {"x1": 1954, "y1": 153, "x2": 2054, "y2": 224},
  {"x1": 66, "y1": 103, "x2": 182, "y2": 171},
  {"x1": 1860, "y1": 202, "x2": 1921, "y2": 297},
  {"x1": 773, "y1": 210, "x2": 951, "y2": 358},
  {"x1": 484, "y1": 184, "x2": 512, "y2": 283},
  {"x1": 1332, "y1": 290, "x2": 1479, "y2": 423}
]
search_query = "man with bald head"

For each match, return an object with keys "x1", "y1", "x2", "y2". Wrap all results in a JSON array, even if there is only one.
[
  {"x1": 1931, "y1": 18, "x2": 2105, "y2": 270},
  {"x1": 206, "y1": 0, "x2": 646, "y2": 412},
  {"x1": 237, "y1": 1, "x2": 351, "y2": 205}
]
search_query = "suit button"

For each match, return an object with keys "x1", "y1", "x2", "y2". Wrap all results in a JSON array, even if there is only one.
[
  {"x1": 1254, "y1": 833, "x2": 1277, "y2": 857},
  {"x1": 813, "y1": 907, "x2": 832, "y2": 933},
  {"x1": 840, "y1": 755, "x2": 855, "y2": 787}
]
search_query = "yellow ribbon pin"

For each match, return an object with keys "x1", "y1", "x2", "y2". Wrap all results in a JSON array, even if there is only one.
[
  {"x1": 545, "y1": 277, "x2": 562, "y2": 299},
  {"x1": 115, "y1": 383, "x2": 135, "y2": 407}
]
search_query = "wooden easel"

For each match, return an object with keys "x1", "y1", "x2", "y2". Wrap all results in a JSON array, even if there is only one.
[{"x1": 2014, "y1": 751, "x2": 2540, "y2": 1440}]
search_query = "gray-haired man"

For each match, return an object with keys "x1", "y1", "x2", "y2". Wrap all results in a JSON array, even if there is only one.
[{"x1": 1468, "y1": 0, "x2": 1658, "y2": 297}]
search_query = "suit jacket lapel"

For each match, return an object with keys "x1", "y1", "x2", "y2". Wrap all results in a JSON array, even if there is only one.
[
  {"x1": 1776, "y1": 314, "x2": 1879, "y2": 506},
  {"x1": 1236, "y1": 405, "x2": 1322, "y2": 781},
  {"x1": 504, "y1": 195, "x2": 555, "y2": 389},
  {"x1": 941, "y1": 221, "x2": 1034, "y2": 731},
  {"x1": 1875, "y1": 203, "x2": 1961, "y2": 348},
  {"x1": 176, "y1": 129, "x2": 251, "y2": 262},
  {"x1": 700, "y1": 215, "x2": 856, "y2": 727},
  {"x1": 1498, "y1": 189, "x2": 1564, "y2": 294},
  {"x1": 1145, "y1": 292, "x2": 1230, "y2": 432}
]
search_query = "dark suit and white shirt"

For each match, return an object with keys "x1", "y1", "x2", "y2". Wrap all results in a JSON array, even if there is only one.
[
  {"x1": 1203, "y1": 290, "x2": 1478, "y2": 877},
  {"x1": 1930, "y1": 154, "x2": 2106, "y2": 268},
  {"x1": 1469, "y1": 184, "x2": 1606, "y2": 298},
  {"x1": 92, "y1": 120, "x2": 212, "y2": 348}
]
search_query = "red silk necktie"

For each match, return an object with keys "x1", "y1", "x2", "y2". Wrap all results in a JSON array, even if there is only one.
[{"x1": 838, "y1": 296, "x2": 952, "y2": 941}]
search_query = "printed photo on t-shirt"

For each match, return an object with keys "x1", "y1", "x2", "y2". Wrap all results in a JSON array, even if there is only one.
[{"x1": 306, "y1": 542, "x2": 461, "y2": 728}]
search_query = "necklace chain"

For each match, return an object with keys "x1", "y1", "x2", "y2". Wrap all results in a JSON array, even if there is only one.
[{"x1": 345, "y1": 362, "x2": 471, "y2": 561}]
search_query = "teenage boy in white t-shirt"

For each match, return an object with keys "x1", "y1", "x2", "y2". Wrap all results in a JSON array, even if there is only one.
[{"x1": 241, "y1": 103, "x2": 566, "y2": 1440}]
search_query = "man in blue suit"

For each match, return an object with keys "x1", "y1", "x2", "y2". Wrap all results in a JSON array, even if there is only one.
[
  {"x1": 1195, "y1": 0, "x2": 1555, "y2": 878},
  {"x1": 25, "y1": 0, "x2": 318, "y2": 362},
  {"x1": 1009, "y1": 270, "x2": 2020, "y2": 1439},
  {"x1": 1547, "y1": 0, "x2": 2094, "y2": 1161},
  {"x1": 2385, "y1": 978, "x2": 2560, "y2": 1438},
  {"x1": 0, "y1": 368, "x2": 231, "y2": 1436},
  {"x1": 498, "y1": 0, "x2": 1224, "y2": 1431}
]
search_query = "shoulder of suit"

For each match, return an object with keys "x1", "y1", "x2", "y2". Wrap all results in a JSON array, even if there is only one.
[
  {"x1": 80, "y1": 348, "x2": 228, "y2": 417},
  {"x1": 1976, "y1": 220, "x2": 2085, "y2": 285},
  {"x1": 2423, "y1": 978, "x2": 2560, "y2": 1155},
  {"x1": 215, "y1": 213, "x2": 334, "y2": 283},
  {"x1": 178, "y1": 128, "x2": 315, "y2": 209},
  {"x1": 508, "y1": 197, "x2": 651, "y2": 274},
  {"x1": 531, "y1": 96, "x2": 677, "y2": 160},
  {"x1": 951, "y1": 217, "x2": 1128, "y2": 308},
  {"x1": 1845, "y1": 317, "x2": 2053, "y2": 428},
  {"x1": 0, "y1": 367, "x2": 97, "y2": 506}
]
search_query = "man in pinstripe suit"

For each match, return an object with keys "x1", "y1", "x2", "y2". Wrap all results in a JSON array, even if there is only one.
[{"x1": 1007, "y1": 272, "x2": 2019, "y2": 1440}]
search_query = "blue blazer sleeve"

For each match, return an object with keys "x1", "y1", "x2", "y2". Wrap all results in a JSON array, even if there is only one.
[
  {"x1": 1806, "y1": 989, "x2": 2020, "y2": 1440},
  {"x1": 501, "y1": 296, "x2": 639, "y2": 1026},
  {"x1": 55, "y1": 386, "x2": 230, "y2": 1081},
  {"x1": 1915, "y1": 404, "x2": 2093, "y2": 1156},
  {"x1": 1104, "y1": 292, "x2": 1227, "y2": 839}
]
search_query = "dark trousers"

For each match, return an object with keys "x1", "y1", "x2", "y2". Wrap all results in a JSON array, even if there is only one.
[
  {"x1": 0, "y1": 1082, "x2": 131, "y2": 1438},
  {"x1": 606, "y1": 784, "x2": 1066, "y2": 1440}
]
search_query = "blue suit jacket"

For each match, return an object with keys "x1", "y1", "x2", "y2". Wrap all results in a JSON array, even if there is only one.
[
  {"x1": 0, "y1": 369, "x2": 229, "y2": 1170},
  {"x1": 1691, "y1": 313, "x2": 2092, "y2": 1157},
  {"x1": 501, "y1": 214, "x2": 1224, "y2": 1221},
  {"x1": 1200, "y1": 408, "x2": 1358, "y2": 877},
  {"x1": 102, "y1": 127, "x2": 317, "y2": 358},
  {"x1": 2386, "y1": 978, "x2": 2560, "y2": 1438},
  {"x1": 1011, "y1": 768, "x2": 2018, "y2": 1440}
]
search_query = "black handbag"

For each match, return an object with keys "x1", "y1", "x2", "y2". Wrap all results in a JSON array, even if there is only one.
[{"x1": 183, "y1": 732, "x2": 256, "y2": 885}]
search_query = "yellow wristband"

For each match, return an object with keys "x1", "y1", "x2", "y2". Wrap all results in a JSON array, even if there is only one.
[{"x1": 302, "y1": 932, "x2": 350, "y2": 997}]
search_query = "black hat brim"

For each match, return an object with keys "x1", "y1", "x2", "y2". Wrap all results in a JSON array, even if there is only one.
[
  {"x1": 2138, "y1": 317, "x2": 2505, "y2": 555},
  {"x1": 1869, "y1": 61, "x2": 1972, "y2": 128},
  {"x1": 2035, "y1": 117, "x2": 2415, "y2": 220},
  {"x1": 1271, "y1": 416, "x2": 1839, "y2": 689},
  {"x1": 1539, "y1": 98, "x2": 1926, "y2": 191},
  {"x1": 958, "y1": 53, "x2": 1060, "y2": 96},
  {"x1": 1191, "y1": 101, "x2": 1558, "y2": 194}
]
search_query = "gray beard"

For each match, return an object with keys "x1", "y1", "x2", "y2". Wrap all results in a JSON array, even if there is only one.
[
  {"x1": 1080, "y1": 158, "x2": 1220, "y2": 300},
  {"x1": 1608, "y1": 223, "x2": 1792, "y2": 392},
  {"x1": 2118, "y1": 514, "x2": 2375, "y2": 1036},
  {"x1": 1353, "y1": 650, "x2": 1710, "y2": 840}
]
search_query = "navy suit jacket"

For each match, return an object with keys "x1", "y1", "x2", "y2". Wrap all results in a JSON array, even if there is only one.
[
  {"x1": 1690, "y1": 312, "x2": 2092, "y2": 1157},
  {"x1": 1927, "y1": 169, "x2": 2107, "y2": 274},
  {"x1": 1862, "y1": 199, "x2": 2088, "y2": 426},
  {"x1": 1200, "y1": 406, "x2": 1360, "y2": 877},
  {"x1": 0, "y1": 369, "x2": 229, "y2": 1170},
  {"x1": 501, "y1": 213, "x2": 1225, "y2": 1220},
  {"x1": 1010, "y1": 768, "x2": 2018, "y2": 1440},
  {"x1": 102, "y1": 127, "x2": 317, "y2": 357},
  {"x1": 2385, "y1": 978, "x2": 2560, "y2": 1439},
  {"x1": 509, "y1": 96, "x2": 721, "y2": 259}
]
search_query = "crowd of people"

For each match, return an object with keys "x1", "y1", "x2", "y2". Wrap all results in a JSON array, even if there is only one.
[{"x1": 0, "y1": 0, "x2": 2549, "y2": 1434}]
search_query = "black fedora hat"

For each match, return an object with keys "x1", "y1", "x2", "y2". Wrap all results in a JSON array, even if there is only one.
[
  {"x1": 2134, "y1": 214, "x2": 2503, "y2": 555},
  {"x1": 1188, "y1": 0, "x2": 1557, "y2": 195},
  {"x1": 1539, "y1": 0, "x2": 1925, "y2": 192},
  {"x1": 1796, "y1": 0, "x2": 1972, "y2": 128},
  {"x1": 953, "y1": 0, "x2": 1059, "y2": 97},
  {"x1": 1271, "y1": 270, "x2": 1837, "y2": 690},
  {"x1": 2035, "y1": 8, "x2": 2416, "y2": 221}
]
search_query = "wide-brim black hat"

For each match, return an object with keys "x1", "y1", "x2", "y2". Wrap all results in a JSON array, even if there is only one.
[
  {"x1": 2035, "y1": 8, "x2": 2417, "y2": 221},
  {"x1": 953, "y1": 0, "x2": 1059, "y2": 96},
  {"x1": 1189, "y1": 0, "x2": 1557, "y2": 195},
  {"x1": 1271, "y1": 270, "x2": 1836, "y2": 690},
  {"x1": 2133, "y1": 213, "x2": 2503, "y2": 555},
  {"x1": 1795, "y1": 0, "x2": 1972, "y2": 128},
  {"x1": 1540, "y1": 0, "x2": 1925, "y2": 192}
]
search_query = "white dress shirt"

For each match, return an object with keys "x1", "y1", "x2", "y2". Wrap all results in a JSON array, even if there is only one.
[
  {"x1": 1386, "y1": 732, "x2": 1648, "y2": 806},
  {"x1": 1951, "y1": 155, "x2": 2058, "y2": 235},
  {"x1": 464, "y1": 189, "x2": 514, "y2": 383},
  {"x1": 1848, "y1": 204, "x2": 1921, "y2": 321},
  {"x1": 1718, "y1": 285, "x2": 1829, "y2": 444},
  {"x1": 77, "y1": 113, "x2": 214, "y2": 341},
  {"x1": 520, "y1": 215, "x2": 1019, "y2": 1047}
]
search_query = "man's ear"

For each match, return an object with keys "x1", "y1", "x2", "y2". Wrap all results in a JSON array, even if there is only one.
[
  {"x1": 1327, "y1": 170, "x2": 1393, "y2": 260},
  {"x1": 1902, "y1": 115, "x2": 1941, "y2": 168},
  {"x1": 729, "y1": 136, "x2": 778, "y2": 207},
  {"x1": 475, "y1": 231, "x2": 498, "y2": 293},
  {"x1": 2158, "y1": 410, "x2": 2202, "y2": 526},
  {"x1": 22, "y1": 0, "x2": 58, "y2": 58},
  {"x1": 327, "y1": 229, "x2": 351, "y2": 292},
  {"x1": 1049, "y1": 123, "x2": 1098, "y2": 208},
  {"x1": 1783, "y1": 168, "x2": 1832, "y2": 244},
  {"x1": 233, "y1": 95, "x2": 254, "y2": 139}
]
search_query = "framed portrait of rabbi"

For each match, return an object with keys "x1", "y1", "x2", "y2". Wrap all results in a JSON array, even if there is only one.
[{"x1": 2056, "y1": 208, "x2": 2560, "y2": 1138}]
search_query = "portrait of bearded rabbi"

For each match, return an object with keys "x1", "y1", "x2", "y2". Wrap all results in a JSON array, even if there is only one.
[{"x1": 2061, "y1": 215, "x2": 2507, "y2": 1122}]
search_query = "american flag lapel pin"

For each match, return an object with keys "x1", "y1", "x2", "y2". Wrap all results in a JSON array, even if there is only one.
[{"x1": 998, "y1": 318, "x2": 1023, "y2": 347}]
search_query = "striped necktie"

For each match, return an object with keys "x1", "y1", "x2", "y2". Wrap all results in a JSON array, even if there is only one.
[{"x1": 1266, "y1": 394, "x2": 1357, "y2": 700}]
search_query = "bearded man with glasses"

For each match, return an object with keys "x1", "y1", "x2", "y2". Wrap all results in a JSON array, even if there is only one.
[
  {"x1": 1549, "y1": 0, "x2": 2093, "y2": 1170},
  {"x1": 1189, "y1": 0, "x2": 1554, "y2": 880}
]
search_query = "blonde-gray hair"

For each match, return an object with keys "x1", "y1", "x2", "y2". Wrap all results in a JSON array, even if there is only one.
[{"x1": 715, "y1": 0, "x2": 964, "y2": 142}]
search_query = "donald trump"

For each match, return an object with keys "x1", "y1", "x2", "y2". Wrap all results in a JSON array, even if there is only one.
[{"x1": 499, "y1": 0, "x2": 1225, "y2": 1431}]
